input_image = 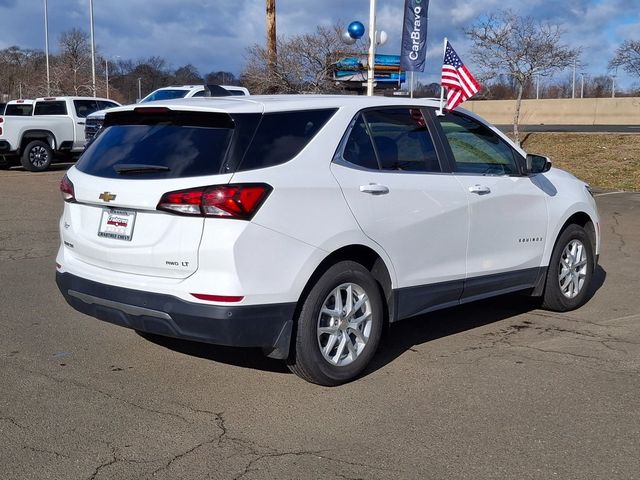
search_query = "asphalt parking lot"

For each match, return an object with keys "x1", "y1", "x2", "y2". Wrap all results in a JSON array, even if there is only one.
[{"x1": 1, "y1": 165, "x2": 639, "y2": 480}]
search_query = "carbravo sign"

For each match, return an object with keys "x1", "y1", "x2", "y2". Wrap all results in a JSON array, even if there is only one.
[{"x1": 400, "y1": 0, "x2": 429, "y2": 72}]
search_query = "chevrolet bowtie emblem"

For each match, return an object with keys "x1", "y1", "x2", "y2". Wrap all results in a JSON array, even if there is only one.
[{"x1": 99, "y1": 192, "x2": 117, "y2": 203}]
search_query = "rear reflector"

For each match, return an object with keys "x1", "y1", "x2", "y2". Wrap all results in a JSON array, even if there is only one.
[
  {"x1": 60, "y1": 174, "x2": 76, "y2": 202},
  {"x1": 158, "y1": 184, "x2": 272, "y2": 220},
  {"x1": 191, "y1": 293, "x2": 244, "y2": 303}
]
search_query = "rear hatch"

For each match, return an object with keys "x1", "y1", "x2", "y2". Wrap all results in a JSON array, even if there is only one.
[{"x1": 62, "y1": 106, "x2": 261, "y2": 279}]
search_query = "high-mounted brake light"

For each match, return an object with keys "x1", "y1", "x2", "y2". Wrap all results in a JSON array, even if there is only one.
[
  {"x1": 157, "y1": 184, "x2": 272, "y2": 220},
  {"x1": 134, "y1": 107, "x2": 171, "y2": 114},
  {"x1": 60, "y1": 174, "x2": 76, "y2": 202}
]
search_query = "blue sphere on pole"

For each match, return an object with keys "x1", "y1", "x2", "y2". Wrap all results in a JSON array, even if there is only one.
[{"x1": 347, "y1": 21, "x2": 365, "y2": 39}]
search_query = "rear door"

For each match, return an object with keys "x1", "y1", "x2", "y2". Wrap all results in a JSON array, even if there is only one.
[
  {"x1": 331, "y1": 107, "x2": 469, "y2": 318},
  {"x1": 62, "y1": 108, "x2": 255, "y2": 279},
  {"x1": 433, "y1": 111, "x2": 548, "y2": 299}
]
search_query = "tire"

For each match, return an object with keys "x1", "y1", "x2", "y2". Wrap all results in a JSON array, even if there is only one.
[
  {"x1": 541, "y1": 224, "x2": 594, "y2": 312},
  {"x1": 287, "y1": 261, "x2": 384, "y2": 386},
  {"x1": 21, "y1": 140, "x2": 53, "y2": 172}
]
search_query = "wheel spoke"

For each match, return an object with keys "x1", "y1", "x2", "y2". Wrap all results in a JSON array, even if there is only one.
[
  {"x1": 346, "y1": 337, "x2": 358, "y2": 360},
  {"x1": 321, "y1": 307, "x2": 339, "y2": 318},
  {"x1": 323, "y1": 333, "x2": 339, "y2": 357},
  {"x1": 332, "y1": 335, "x2": 347, "y2": 363},
  {"x1": 348, "y1": 326, "x2": 366, "y2": 344},
  {"x1": 333, "y1": 286, "x2": 343, "y2": 314},
  {"x1": 345, "y1": 284, "x2": 354, "y2": 317},
  {"x1": 319, "y1": 326, "x2": 338, "y2": 335}
]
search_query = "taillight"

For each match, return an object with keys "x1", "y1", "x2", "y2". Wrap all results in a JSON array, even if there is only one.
[
  {"x1": 60, "y1": 174, "x2": 76, "y2": 202},
  {"x1": 190, "y1": 293, "x2": 244, "y2": 303},
  {"x1": 157, "y1": 184, "x2": 272, "y2": 220}
]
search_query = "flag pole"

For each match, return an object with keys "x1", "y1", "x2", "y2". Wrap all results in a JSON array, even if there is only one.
[
  {"x1": 436, "y1": 37, "x2": 447, "y2": 116},
  {"x1": 410, "y1": 71, "x2": 414, "y2": 98}
]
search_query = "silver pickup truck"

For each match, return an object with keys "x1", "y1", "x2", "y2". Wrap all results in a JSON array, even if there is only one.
[{"x1": 0, "y1": 96, "x2": 120, "y2": 171}]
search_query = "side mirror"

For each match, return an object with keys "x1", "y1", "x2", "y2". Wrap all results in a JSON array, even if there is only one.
[{"x1": 525, "y1": 154, "x2": 552, "y2": 175}]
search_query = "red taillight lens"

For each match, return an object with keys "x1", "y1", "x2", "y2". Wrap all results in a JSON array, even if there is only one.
[
  {"x1": 157, "y1": 184, "x2": 272, "y2": 220},
  {"x1": 60, "y1": 174, "x2": 76, "y2": 202}
]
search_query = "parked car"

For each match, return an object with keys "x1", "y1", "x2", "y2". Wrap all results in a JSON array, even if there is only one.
[
  {"x1": 84, "y1": 84, "x2": 249, "y2": 142},
  {"x1": 0, "y1": 96, "x2": 120, "y2": 171},
  {"x1": 56, "y1": 95, "x2": 600, "y2": 385},
  {"x1": 0, "y1": 102, "x2": 5, "y2": 115},
  {"x1": 3, "y1": 99, "x2": 35, "y2": 116}
]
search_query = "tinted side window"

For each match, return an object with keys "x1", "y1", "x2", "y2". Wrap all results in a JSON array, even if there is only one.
[
  {"x1": 4, "y1": 104, "x2": 33, "y2": 116},
  {"x1": 364, "y1": 108, "x2": 440, "y2": 172},
  {"x1": 74, "y1": 100, "x2": 99, "y2": 118},
  {"x1": 238, "y1": 109, "x2": 336, "y2": 172},
  {"x1": 342, "y1": 114, "x2": 378, "y2": 170},
  {"x1": 34, "y1": 101, "x2": 67, "y2": 115},
  {"x1": 439, "y1": 113, "x2": 519, "y2": 175}
]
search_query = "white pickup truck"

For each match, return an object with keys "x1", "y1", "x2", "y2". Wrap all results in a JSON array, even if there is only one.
[{"x1": 0, "y1": 96, "x2": 120, "y2": 171}]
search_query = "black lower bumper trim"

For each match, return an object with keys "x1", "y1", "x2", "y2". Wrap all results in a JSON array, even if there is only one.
[{"x1": 56, "y1": 272, "x2": 295, "y2": 359}]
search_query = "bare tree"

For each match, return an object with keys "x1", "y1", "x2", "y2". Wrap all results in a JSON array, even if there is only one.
[
  {"x1": 55, "y1": 28, "x2": 93, "y2": 95},
  {"x1": 609, "y1": 40, "x2": 640, "y2": 78},
  {"x1": 242, "y1": 24, "x2": 362, "y2": 94},
  {"x1": 173, "y1": 64, "x2": 203, "y2": 85},
  {"x1": 466, "y1": 11, "x2": 578, "y2": 143}
]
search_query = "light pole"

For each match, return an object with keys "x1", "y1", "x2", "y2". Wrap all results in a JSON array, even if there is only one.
[
  {"x1": 44, "y1": 0, "x2": 50, "y2": 96},
  {"x1": 580, "y1": 72, "x2": 585, "y2": 99},
  {"x1": 366, "y1": 0, "x2": 377, "y2": 96},
  {"x1": 137, "y1": 77, "x2": 142, "y2": 101},
  {"x1": 611, "y1": 74, "x2": 616, "y2": 98},
  {"x1": 535, "y1": 74, "x2": 540, "y2": 100},
  {"x1": 105, "y1": 59, "x2": 109, "y2": 98},
  {"x1": 89, "y1": 0, "x2": 97, "y2": 97},
  {"x1": 571, "y1": 58, "x2": 576, "y2": 99}
]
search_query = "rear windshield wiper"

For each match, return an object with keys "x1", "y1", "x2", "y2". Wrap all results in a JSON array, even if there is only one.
[{"x1": 114, "y1": 164, "x2": 170, "y2": 174}]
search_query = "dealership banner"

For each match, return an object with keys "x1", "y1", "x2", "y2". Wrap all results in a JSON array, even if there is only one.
[{"x1": 400, "y1": 0, "x2": 429, "y2": 72}]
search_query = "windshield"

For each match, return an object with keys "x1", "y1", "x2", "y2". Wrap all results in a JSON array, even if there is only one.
[{"x1": 140, "y1": 89, "x2": 192, "y2": 103}]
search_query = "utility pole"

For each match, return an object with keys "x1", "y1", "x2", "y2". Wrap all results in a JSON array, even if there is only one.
[
  {"x1": 266, "y1": 0, "x2": 276, "y2": 84},
  {"x1": 44, "y1": 0, "x2": 50, "y2": 96},
  {"x1": 571, "y1": 58, "x2": 576, "y2": 99},
  {"x1": 89, "y1": 0, "x2": 97, "y2": 97}
]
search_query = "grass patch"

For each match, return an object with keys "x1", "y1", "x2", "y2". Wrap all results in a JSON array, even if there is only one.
[{"x1": 518, "y1": 133, "x2": 640, "y2": 191}]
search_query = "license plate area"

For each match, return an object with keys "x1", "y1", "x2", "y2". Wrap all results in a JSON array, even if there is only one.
[{"x1": 98, "y1": 208, "x2": 136, "y2": 241}]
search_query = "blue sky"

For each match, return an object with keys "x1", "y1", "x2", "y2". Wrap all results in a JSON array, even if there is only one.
[{"x1": 0, "y1": 0, "x2": 638, "y2": 89}]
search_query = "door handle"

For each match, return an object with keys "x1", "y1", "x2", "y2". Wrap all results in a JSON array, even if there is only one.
[
  {"x1": 468, "y1": 184, "x2": 491, "y2": 195},
  {"x1": 77, "y1": 121, "x2": 86, "y2": 125},
  {"x1": 360, "y1": 184, "x2": 389, "y2": 195}
]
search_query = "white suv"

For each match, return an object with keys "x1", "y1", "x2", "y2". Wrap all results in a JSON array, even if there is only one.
[{"x1": 56, "y1": 95, "x2": 600, "y2": 385}]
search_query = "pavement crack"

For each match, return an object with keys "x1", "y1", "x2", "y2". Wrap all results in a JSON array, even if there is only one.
[
  {"x1": 149, "y1": 411, "x2": 227, "y2": 476},
  {"x1": 15, "y1": 365, "x2": 191, "y2": 424},
  {"x1": 88, "y1": 443, "x2": 118, "y2": 480},
  {"x1": 0, "y1": 416, "x2": 26, "y2": 430},
  {"x1": 610, "y1": 211, "x2": 630, "y2": 257},
  {"x1": 23, "y1": 446, "x2": 70, "y2": 458}
]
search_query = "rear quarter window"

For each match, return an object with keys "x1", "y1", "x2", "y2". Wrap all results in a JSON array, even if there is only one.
[
  {"x1": 237, "y1": 109, "x2": 337, "y2": 172},
  {"x1": 4, "y1": 104, "x2": 33, "y2": 116}
]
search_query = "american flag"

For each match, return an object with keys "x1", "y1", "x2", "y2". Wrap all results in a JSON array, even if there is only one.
[{"x1": 441, "y1": 40, "x2": 481, "y2": 111}]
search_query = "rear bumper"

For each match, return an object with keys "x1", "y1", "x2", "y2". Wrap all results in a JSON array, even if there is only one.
[{"x1": 56, "y1": 271, "x2": 296, "y2": 359}]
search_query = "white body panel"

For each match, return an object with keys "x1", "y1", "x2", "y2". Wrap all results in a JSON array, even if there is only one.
[{"x1": 57, "y1": 95, "x2": 600, "y2": 314}]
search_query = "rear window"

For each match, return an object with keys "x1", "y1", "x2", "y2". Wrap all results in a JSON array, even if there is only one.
[
  {"x1": 237, "y1": 109, "x2": 336, "y2": 172},
  {"x1": 4, "y1": 104, "x2": 33, "y2": 116},
  {"x1": 141, "y1": 89, "x2": 192, "y2": 102},
  {"x1": 76, "y1": 111, "x2": 259, "y2": 179},
  {"x1": 34, "y1": 101, "x2": 67, "y2": 115}
]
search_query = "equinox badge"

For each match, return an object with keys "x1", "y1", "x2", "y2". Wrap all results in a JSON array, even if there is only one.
[{"x1": 99, "y1": 192, "x2": 117, "y2": 203}]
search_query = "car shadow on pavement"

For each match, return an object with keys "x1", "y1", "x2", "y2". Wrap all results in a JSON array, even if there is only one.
[
  {"x1": 366, "y1": 264, "x2": 607, "y2": 376},
  {"x1": 138, "y1": 265, "x2": 607, "y2": 380}
]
